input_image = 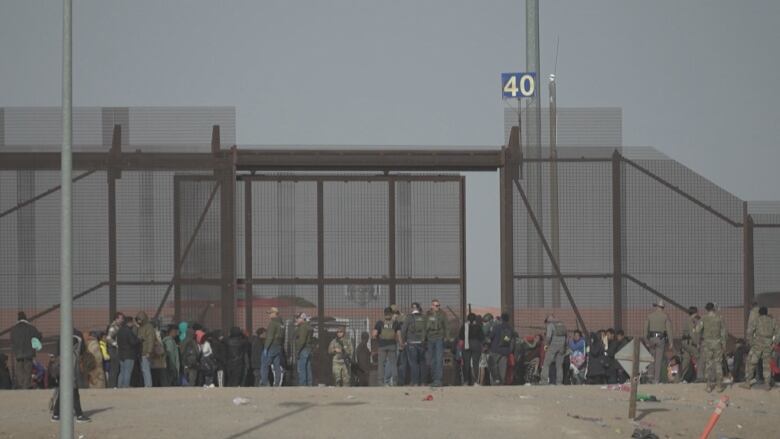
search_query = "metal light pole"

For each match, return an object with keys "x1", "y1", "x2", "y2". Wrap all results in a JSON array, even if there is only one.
[{"x1": 59, "y1": 0, "x2": 74, "y2": 437}]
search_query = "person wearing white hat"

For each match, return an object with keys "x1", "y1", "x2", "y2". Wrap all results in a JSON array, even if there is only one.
[{"x1": 645, "y1": 299, "x2": 673, "y2": 384}]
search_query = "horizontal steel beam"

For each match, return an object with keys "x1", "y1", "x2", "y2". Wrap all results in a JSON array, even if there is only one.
[
  {"x1": 235, "y1": 149, "x2": 502, "y2": 171},
  {"x1": 0, "y1": 151, "x2": 231, "y2": 171},
  {"x1": 514, "y1": 273, "x2": 612, "y2": 280},
  {"x1": 239, "y1": 175, "x2": 462, "y2": 182},
  {"x1": 248, "y1": 277, "x2": 462, "y2": 285}
]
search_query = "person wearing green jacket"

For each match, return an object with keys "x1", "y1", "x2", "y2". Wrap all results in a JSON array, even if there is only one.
[
  {"x1": 295, "y1": 313, "x2": 314, "y2": 386},
  {"x1": 425, "y1": 299, "x2": 450, "y2": 387},
  {"x1": 261, "y1": 307, "x2": 285, "y2": 386},
  {"x1": 162, "y1": 325, "x2": 180, "y2": 386},
  {"x1": 135, "y1": 311, "x2": 155, "y2": 387}
]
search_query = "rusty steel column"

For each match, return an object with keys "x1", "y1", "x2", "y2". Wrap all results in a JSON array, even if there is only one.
[
  {"x1": 216, "y1": 129, "x2": 237, "y2": 332},
  {"x1": 388, "y1": 177, "x2": 396, "y2": 305},
  {"x1": 459, "y1": 176, "x2": 467, "y2": 321},
  {"x1": 244, "y1": 178, "x2": 253, "y2": 333},
  {"x1": 743, "y1": 202, "x2": 754, "y2": 333},
  {"x1": 612, "y1": 150, "x2": 623, "y2": 330},
  {"x1": 549, "y1": 75, "x2": 561, "y2": 308},
  {"x1": 107, "y1": 125, "x2": 121, "y2": 320}
]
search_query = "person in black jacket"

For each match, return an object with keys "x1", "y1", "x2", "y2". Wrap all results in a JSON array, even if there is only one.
[
  {"x1": 458, "y1": 313, "x2": 484, "y2": 386},
  {"x1": 225, "y1": 327, "x2": 249, "y2": 387},
  {"x1": 10, "y1": 312, "x2": 42, "y2": 389},
  {"x1": 248, "y1": 328, "x2": 266, "y2": 387},
  {"x1": 487, "y1": 313, "x2": 514, "y2": 385},
  {"x1": 116, "y1": 316, "x2": 140, "y2": 388},
  {"x1": 0, "y1": 353, "x2": 12, "y2": 389},
  {"x1": 207, "y1": 330, "x2": 227, "y2": 387}
]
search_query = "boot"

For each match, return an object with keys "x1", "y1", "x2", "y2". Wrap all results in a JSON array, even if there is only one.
[
  {"x1": 739, "y1": 381, "x2": 751, "y2": 390},
  {"x1": 705, "y1": 384, "x2": 713, "y2": 393}
]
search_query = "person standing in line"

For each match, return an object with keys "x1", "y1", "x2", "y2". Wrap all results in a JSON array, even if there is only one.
[
  {"x1": 425, "y1": 299, "x2": 449, "y2": 387},
  {"x1": 391, "y1": 305, "x2": 407, "y2": 386},
  {"x1": 680, "y1": 306, "x2": 702, "y2": 383},
  {"x1": 116, "y1": 316, "x2": 139, "y2": 388},
  {"x1": 487, "y1": 313, "x2": 514, "y2": 385},
  {"x1": 539, "y1": 315, "x2": 567, "y2": 385},
  {"x1": 644, "y1": 300, "x2": 673, "y2": 384},
  {"x1": 699, "y1": 302, "x2": 727, "y2": 393},
  {"x1": 458, "y1": 313, "x2": 485, "y2": 386},
  {"x1": 742, "y1": 306, "x2": 778, "y2": 390},
  {"x1": 374, "y1": 307, "x2": 401, "y2": 386},
  {"x1": 248, "y1": 328, "x2": 266, "y2": 387},
  {"x1": 162, "y1": 325, "x2": 181, "y2": 387},
  {"x1": 328, "y1": 327, "x2": 353, "y2": 387},
  {"x1": 179, "y1": 327, "x2": 200, "y2": 386},
  {"x1": 224, "y1": 326, "x2": 249, "y2": 387},
  {"x1": 355, "y1": 332, "x2": 372, "y2": 386},
  {"x1": 262, "y1": 307, "x2": 285, "y2": 387},
  {"x1": 104, "y1": 312, "x2": 124, "y2": 388},
  {"x1": 295, "y1": 313, "x2": 314, "y2": 386},
  {"x1": 51, "y1": 332, "x2": 91, "y2": 423},
  {"x1": 10, "y1": 311, "x2": 42, "y2": 390},
  {"x1": 134, "y1": 311, "x2": 155, "y2": 387},
  {"x1": 401, "y1": 303, "x2": 427, "y2": 386}
]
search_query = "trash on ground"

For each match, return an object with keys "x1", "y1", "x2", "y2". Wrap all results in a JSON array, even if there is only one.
[
  {"x1": 232, "y1": 397, "x2": 250, "y2": 406},
  {"x1": 636, "y1": 393, "x2": 659, "y2": 402},
  {"x1": 631, "y1": 428, "x2": 659, "y2": 439},
  {"x1": 346, "y1": 395, "x2": 355, "y2": 400},
  {"x1": 422, "y1": 394, "x2": 433, "y2": 401}
]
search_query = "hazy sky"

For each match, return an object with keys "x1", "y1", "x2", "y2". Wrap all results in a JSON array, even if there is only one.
[{"x1": 2, "y1": 0, "x2": 779, "y2": 306}]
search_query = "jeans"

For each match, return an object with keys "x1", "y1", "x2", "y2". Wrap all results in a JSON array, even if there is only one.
[
  {"x1": 489, "y1": 353, "x2": 508, "y2": 385},
  {"x1": 462, "y1": 344, "x2": 481, "y2": 385},
  {"x1": 14, "y1": 359, "x2": 32, "y2": 389},
  {"x1": 141, "y1": 356, "x2": 153, "y2": 387},
  {"x1": 108, "y1": 346, "x2": 120, "y2": 388},
  {"x1": 53, "y1": 387, "x2": 83, "y2": 417},
  {"x1": 378, "y1": 345, "x2": 397, "y2": 386},
  {"x1": 428, "y1": 338, "x2": 444, "y2": 386},
  {"x1": 253, "y1": 369, "x2": 262, "y2": 387},
  {"x1": 297, "y1": 348, "x2": 313, "y2": 386},
  {"x1": 406, "y1": 343, "x2": 424, "y2": 385},
  {"x1": 397, "y1": 348, "x2": 408, "y2": 386},
  {"x1": 118, "y1": 359, "x2": 135, "y2": 388},
  {"x1": 261, "y1": 345, "x2": 283, "y2": 386}
]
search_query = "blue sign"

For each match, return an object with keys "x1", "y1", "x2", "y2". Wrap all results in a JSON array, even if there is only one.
[{"x1": 501, "y1": 72, "x2": 536, "y2": 99}]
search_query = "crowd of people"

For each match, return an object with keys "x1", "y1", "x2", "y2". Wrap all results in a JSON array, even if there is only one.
[{"x1": 2, "y1": 299, "x2": 779, "y2": 401}]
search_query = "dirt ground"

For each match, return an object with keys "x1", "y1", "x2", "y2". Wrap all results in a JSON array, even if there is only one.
[{"x1": 0, "y1": 384, "x2": 776, "y2": 439}]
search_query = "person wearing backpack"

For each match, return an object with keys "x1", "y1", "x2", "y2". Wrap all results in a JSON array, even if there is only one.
[
  {"x1": 10, "y1": 311, "x2": 42, "y2": 389},
  {"x1": 540, "y1": 315, "x2": 567, "y2": 385},
  {"x1": 487, "y1": 312, "x2": 514, "y2": 385},
  {"x1": 402, "y1": 302, "x2": 427, "y2": 386},
  {"x1": 179, "y1": 327, "x2": 200, "y2": 386},
  {"x1": 374, "y1": 307, "x2": 401, "y2": 386}
]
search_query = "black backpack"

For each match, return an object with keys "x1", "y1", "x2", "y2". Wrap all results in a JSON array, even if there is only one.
[
  {"x1": 497, "y1": 325, "x2": 514, "y2": 348},
  {"x1": 182, "y1": 340, "x2": 200, "y2": 368}
]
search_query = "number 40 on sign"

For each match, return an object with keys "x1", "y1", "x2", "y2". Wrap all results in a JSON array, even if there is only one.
[{"x1": 501, "y1": 72, "x2": 536, "y2": 99}]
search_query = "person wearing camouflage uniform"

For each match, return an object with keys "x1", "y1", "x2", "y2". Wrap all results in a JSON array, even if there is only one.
[
  {"x1": 644, "y1": 299, "x2": 673, "y2": 384},
  {"x1": 328, "y1": 327, "x2": 353, "y2": 387},
  {"x1": 680, "y1": 306, "x2": 702, "y2": 383},
  {"x1": 742, "y1": 307, "x2": 778, "y2": 390},
  {"x1": 700, "y1": 302, "x2": 727, "y2": 393},
  {"x1": 401, "y1": 302, "x2": 426, "y2": 386}
]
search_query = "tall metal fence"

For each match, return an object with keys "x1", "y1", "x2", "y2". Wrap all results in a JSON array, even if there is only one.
[{"x1": 508, "y1": 142, "x2": 780, "y2": 340}]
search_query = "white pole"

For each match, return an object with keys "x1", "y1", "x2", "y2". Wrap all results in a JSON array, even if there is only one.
[{"x1": 59, "y1": 0, "x2": 74, "y2": 437}]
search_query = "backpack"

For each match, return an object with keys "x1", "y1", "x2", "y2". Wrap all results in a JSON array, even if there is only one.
[
  {"x1": 756, "y1": 317, "x2": 775, "y2": 339},
  {"x1": 380, "y1": 321, "x2": 396, "y2": 341},
  {"x1": 497, "y1": 325, "x2": 513, "y2": 348},
  {"x1": 79, "y1": 351, "x2": 97, "y2": 373},
  {"x1": 182, "y1": 340, "x2": 200, "y2": 368}
]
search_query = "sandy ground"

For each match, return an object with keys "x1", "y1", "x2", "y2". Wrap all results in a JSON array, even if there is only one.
[{"x1": 0, "y1": 384, "x2": 777, "y2": 439}]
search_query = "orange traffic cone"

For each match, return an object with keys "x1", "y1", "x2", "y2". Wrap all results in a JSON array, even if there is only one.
[{"x1": 699, "y1": 395, "x2": 729, "y2": 439}]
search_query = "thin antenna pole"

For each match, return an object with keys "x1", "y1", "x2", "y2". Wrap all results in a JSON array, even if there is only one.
[{"x1": 59, "y1": 0, "x2": 74, "y2": 437}]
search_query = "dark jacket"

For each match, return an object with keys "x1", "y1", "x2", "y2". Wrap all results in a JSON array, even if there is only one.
[
  {"x1": 489, "y1": 322, "x2": 514, "y2": 356},
  {"x1": 458, "y1": 321, "x2": 485, "y2": 345},
  {"x1": 249, "y1": 335, "x2": 264, "y2": 369},
  {"x1": 10, "y1": 320, "x2": 42, "y2": 360},
  {"x1": 225, "y1": 328, "x2": 249, "y2": 368},
  {"x1": 0, "y1": 353, "x2": 12, "y2": 389},
  {"x1": 117, "y1": 324, "x2": 140, "y2": 361},
  {"x1": 208, "y1": 332, "x2": 227, "y2": 369},
  {"x1": 586, "y1": 332, "x2": 608, "y2": 378}
]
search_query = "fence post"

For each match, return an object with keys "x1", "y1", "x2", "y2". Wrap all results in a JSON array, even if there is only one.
[
  {"x1": 743, "y1": 202, "x2": 754, "y2": 334},
  {"x1": 388, "y1": 177, "x2": 396, "y2": 305},
  {"x1": 107, "y1": 125, "x2": 121, "y2": 321},
  {"x1": 460, "y1": 176, "x2": 467, "y2": 321},
  {"x1": 500, "y1": 126, "x2": 520, "y2": 324},
  {"x1": 612, "y1": 150, "x2": 623, "y2": 331},
  {"x1": 244, "y1": 178, "x2": 253, "y2": 334}
]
